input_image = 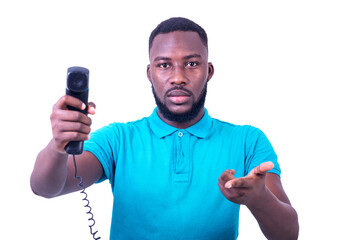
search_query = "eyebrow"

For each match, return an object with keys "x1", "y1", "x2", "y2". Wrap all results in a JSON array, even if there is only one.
[
  {"x1": 153, "y1": 54, "x2": 203, "y2": 62},
  {"x1": 153, "y1": 56, "x2": 171, "y2": 62},
  {"x1": 183, "y1": 54, "x2": 202, "y2": 60}
]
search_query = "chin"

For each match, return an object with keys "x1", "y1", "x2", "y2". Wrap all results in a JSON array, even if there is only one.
[
  {"x1": 152, "y1": 84, "x2": 207, "y2": 123},
  {"x1": 167, "y1": 104, "x2": 192, "y2": 115}
]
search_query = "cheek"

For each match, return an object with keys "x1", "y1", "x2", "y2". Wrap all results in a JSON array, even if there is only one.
[
  {"x1": 150, "y1": 69, "x2": 167, "y2": 88},
  {"x1": 149, "y1": 72, "x2": 160, "y2": 89},
  {"x1": 193, "y1": 75, "x2": 208, "y2": 93},
  {"x1": 195, "y1": 67, "x2": 209, "y2": 85},
  {"x1": 151, "y1": 79, "x2": 166, "y2": 99}
]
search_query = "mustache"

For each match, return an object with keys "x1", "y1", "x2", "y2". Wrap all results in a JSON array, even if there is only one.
[{"x1": 165, "y1": 86, "x2": 193, "y2": 96}]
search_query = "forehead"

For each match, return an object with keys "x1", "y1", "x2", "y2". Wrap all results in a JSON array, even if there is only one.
[{"x1": 149, "y1": 31, "x2": 208, "y2": 61}]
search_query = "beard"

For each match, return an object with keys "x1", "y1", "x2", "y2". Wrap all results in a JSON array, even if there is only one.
[{"x1": 152, "y1": 83, "x2": 207, "y2": 123}]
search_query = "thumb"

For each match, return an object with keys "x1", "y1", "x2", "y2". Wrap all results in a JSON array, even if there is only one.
[
  {"x1": 88, "y1": 102, "x2": 96, "y2": 115},
  {"x1": 250, "y1": 161, "x2": 274, "y2": 176}
]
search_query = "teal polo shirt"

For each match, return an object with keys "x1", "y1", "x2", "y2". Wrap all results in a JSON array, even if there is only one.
[{"x1": 84, "y1": 108, "x2": 280, "y2": 240}]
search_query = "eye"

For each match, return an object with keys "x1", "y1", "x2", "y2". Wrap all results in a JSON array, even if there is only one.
[
  {"x1": 158, "y1": 63, "x2": 170, "y2": 69},
  {"x1": 186, "y1": 61, "x2": 199, "y2": 67}
]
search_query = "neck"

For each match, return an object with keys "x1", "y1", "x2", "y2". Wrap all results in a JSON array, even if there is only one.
[{"x1": 157, "y1": 108, "x2": 205, "y2": 129}]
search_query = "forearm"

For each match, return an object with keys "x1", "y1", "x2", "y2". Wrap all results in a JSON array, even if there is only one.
[
  {"x1": 30, "y1": 139, "x2": 69, "y2": 198},
  {"x1": 248, "y1": 188, "x2": 299, "y2": 240}
]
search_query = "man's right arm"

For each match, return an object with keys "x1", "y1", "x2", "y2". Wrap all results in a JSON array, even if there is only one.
[{"x1": 30, "y1": 95, "x2": 103, "y2": 198}]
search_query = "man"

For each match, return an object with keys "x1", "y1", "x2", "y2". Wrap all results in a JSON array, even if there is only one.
[{"x1": 31, "y1": 17, "x2": 299, "y2": 239}]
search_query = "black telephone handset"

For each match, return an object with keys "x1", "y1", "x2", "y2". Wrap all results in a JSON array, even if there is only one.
[
  {"x1": 65, "y1": 67, "x2": 100, "y2": 239},
  {"x1": 65, "y1": 66, "x2": 89, "y2": 155}
]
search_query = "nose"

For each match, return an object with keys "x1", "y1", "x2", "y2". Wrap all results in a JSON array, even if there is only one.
[{"x1": 170, "y1": 66, "x2": 188, "y2": 85}]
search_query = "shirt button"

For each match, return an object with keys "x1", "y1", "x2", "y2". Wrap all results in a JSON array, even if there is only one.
[{"x1": 178, "y1": 132, "x2": 183, "y2": 137}]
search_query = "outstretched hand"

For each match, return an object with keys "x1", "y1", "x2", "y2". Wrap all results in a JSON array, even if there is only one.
[
  {"x1": 218, "y1": 162, "x2": 274, "y2": 207},
  {"x1": 50, "y1": 95, "x2": 96, "y2": 154}
]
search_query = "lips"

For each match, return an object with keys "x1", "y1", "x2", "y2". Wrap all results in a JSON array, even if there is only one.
[
  {"x1": 167, "y1": 89, "x2": 191, "y2": 104},
  {"x1": 167, "y1": 90, "x2": 191, "y2": 97}
]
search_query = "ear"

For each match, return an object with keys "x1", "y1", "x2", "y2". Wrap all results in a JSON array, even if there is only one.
[
  {"x1": 147, "y1": 64, "x2": 152, "y2": 83},
  {"x1": 207, "y1": 62, "x2": 214, "y2": 82}
]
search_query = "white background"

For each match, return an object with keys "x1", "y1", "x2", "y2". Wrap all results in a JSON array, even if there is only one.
[{"x1": 1, "y1": 0, "x2": 359, "y2": 239}]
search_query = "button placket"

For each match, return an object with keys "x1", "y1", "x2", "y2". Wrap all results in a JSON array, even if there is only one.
[{"x1": 173, "y1": 130, "x2": 190, "y2": 182}]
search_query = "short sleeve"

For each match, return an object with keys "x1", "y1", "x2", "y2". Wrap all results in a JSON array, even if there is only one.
[
  {"x1": 244, "y1": 127, "x2": 281, "y2": 177},
  {"x1": 83, "y1": 123, "x2": 121, "y2": 185}
]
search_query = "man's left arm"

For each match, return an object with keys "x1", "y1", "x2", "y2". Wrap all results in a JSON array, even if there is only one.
[{"x1": 218, "y1": 162, "x2": 299, "y2": 240}]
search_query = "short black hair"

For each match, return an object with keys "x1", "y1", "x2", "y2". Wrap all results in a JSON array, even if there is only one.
[{"x1": 149, "y1": 17, "x2": 208, "y2": 52}]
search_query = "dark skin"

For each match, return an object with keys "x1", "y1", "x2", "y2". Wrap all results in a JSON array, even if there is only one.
[
  {"x1": 147, "y1": 31, "x2": 214, "y2": 129},
  {"x1": 218, "y1": 162, "x2": 298, "y2": 239},
  {"x1": 31, "y1": 31, "x2": 298, "y2": 239},
  {"x1": 148, "y1": 31, "x2": 298, "y2": 239},
  {"x1": 30, "y1": 96, "x2": 103, "y2": 197}
]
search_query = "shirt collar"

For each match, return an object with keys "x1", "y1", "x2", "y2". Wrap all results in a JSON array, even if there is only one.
[{"x1": 148, "y1": 108, "x2": 213, "y2": 139}]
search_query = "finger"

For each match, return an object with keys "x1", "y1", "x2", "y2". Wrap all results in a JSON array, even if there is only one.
[
  {"x1": 218, "y1": 169, "x2": 236, "y2": 183},
  {"x1": 55, "y1": 95, "x2": 86, "y2": 111},
  {"x1": 88, "y1": 102, "x2": 96, "y2": 115},
  {"x1": 54, "y1": 132, "x2": 90, "y2": 150},
  {"x1": 225, "y1": 177, "x2": 251, "y2": 189},
  {"x1": 219, "y1": 170, "x2": 236, "y2": 189},
  {"x1": 56, "y1": 121, "x2": 91, "y2": 135},
  {"x1": 59, "y1": 131, "x2": 90, "y2": 142},
  {"x1": 218, "y1": 181, "x2": 226, "y2": 192},
  {"x1": 255, "y1": 161, "x2": 274, "y2": 175},
  {"x1": 249, "y1": 161, "x2": 274, "y2": 176},
  {"x1": 52, "y1": 109, "x2": 92, "y2": 126}
]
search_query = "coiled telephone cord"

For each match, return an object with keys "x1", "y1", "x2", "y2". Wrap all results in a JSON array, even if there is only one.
[{"x1": 72, "y1": 154, "x2": 101, "y2": 240}]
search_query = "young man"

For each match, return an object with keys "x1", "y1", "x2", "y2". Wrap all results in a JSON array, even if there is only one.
[{"x1": 31, "y1": 17, "x2": 299, "y2": 239}]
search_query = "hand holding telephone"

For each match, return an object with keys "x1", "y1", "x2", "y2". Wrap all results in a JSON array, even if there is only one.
[
  {"x1": 64, "y1": 66, "x2": 100, "y2": 239},
  {"x1": 65, "y1": 66, "x2": 89, "y2": 155}
]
